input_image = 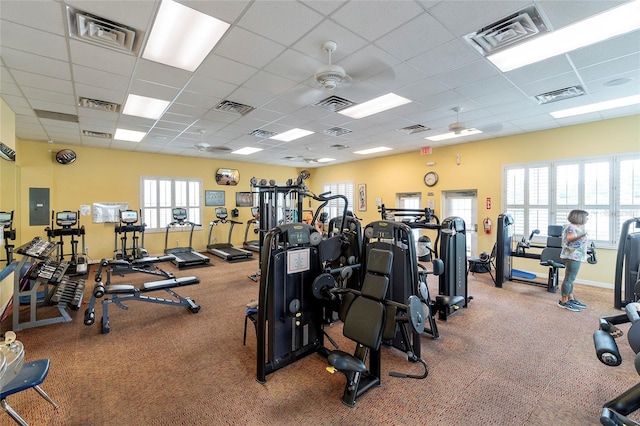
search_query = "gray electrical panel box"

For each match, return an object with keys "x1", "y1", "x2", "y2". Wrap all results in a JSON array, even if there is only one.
[{"x1": 29, "y1": 187, "x2": 50, "y2": 226}]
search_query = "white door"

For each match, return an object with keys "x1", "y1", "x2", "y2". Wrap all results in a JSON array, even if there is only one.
[{"x1": 442, "y1": 190, "x2": 477, "y2": 257}]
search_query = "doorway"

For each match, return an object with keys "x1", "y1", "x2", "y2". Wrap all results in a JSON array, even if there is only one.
[{"x1": 442, "y1": 190, "x2": 477, "y2": 257}]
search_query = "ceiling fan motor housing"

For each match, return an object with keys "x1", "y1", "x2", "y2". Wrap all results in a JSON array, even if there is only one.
[
  {"x1": 314, "y1": 64, "x2": 347, "y2": 90},
  {"x1": 449, "y1": 121, "x2": 466, "y2": 134}
]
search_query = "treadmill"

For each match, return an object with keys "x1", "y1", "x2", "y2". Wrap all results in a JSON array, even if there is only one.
[
  {"x1": 164, "y1": 208, "x2": 210, "y2": 269},
  {"x1": 243, "y1": 207, "x2": 261, "y2": 253},
  {"x1": 207, "y1": 207, "x2": 253, "y2": 262}
]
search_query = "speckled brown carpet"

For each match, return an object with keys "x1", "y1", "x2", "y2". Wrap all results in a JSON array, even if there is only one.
[{"x1": 1, "y1": 255, "x2": 638, "y2": 426}]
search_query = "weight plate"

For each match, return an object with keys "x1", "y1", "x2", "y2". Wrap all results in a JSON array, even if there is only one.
[{"x1": 407, "y1": 295, "x2": 425, "y2": 334}]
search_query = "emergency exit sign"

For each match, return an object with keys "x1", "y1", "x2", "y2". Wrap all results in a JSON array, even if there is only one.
[{"x1": 421, "y1": 147, "x2": 432, "y2": 155}]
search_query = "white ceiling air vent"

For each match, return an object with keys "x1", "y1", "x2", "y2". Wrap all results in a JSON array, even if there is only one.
[
  {"x1": 34, "y1": 110, "x2": 79, "y2": 123},
  {"x1": 535, "y1": 86, "x2": 585, "y2": 105},
  {"x1": 66, "y1": 6, "x2": 142, "y2": 54},
  {"x1": 465, "y1": 5, "x2": 549, "y2": 56},
  {"x1": 330, "y1": 144, "x2": 349, "y2": 150},
  {"x1": 82, "y1": 130, "x2": 112, "y2": 138},
  {"x1": 313, "y1": 96, "x2": 355, "y2": 112},
  {"x1": 397, "y1": 124, "x2": 430, "y2": 134},
  {"x1": 323, "y1": 127, "x2": 352, "y2": 137},
  {"x1": 250, "y1": 129, "x2": 278, "y2": 138},
  {"x1": 216, "y1": 100, "x2": 255, "y2": 116},
  {"x1": 194, "y1": 143, "x2": 232, "y2": 153},
  {"x1": 79, "y1": 97, "x2": 121, "y2": 113}
]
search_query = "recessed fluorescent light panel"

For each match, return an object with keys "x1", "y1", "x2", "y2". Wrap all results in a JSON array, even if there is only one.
[
  {"x1": 354, "y1": 147, "x2": 392, "y2": 155},
  {"x1": 123, "y1": 94, "x2": 170, "y2": 119},
  {"x1": 270, "y1": 128, "x2": 314, "y2": 142},
  {"x1": 550, "y1": 94, "x2": 640, "y2": 119},
  {"x1": 142, "y1": 0, "x2": 230, "y2": 72},
  {"x1": 114, "y1": 128, "x2": 146, "y2": 142},
  {"x1": 425, "y1": 129, "x2": 483, "y2": 142},
  {"x1": 339, "y1": 93, "x2": 411, "y2": 119},
  {"x1": 317, "y1": 158, "x2": 335, "y2": 163},
  {"x1": 232, "y1": 147, "x2": 263, "y2": 155},
  {"x1": 488, "y1": 0, "x2": 640, "y2": 72}
]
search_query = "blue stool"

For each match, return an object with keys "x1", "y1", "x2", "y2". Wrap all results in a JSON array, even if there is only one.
[{"x1": 1, "y1": 359, "x2": 58, "y2": 425}]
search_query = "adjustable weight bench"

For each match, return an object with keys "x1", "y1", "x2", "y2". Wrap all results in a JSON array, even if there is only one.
[{"x1": 84, "y1": 276, "x2": 200, "y2": 334}]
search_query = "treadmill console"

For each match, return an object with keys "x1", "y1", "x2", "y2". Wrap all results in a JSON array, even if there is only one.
[
  {"x1": 56, "y1": 211, "x2": 77, "y2": 228},
  {"x1": 0, "y1": 211, "x2": 11, "y2": 226},
  {"x1": 120, "y1": 210, "x2": 138, "y2": 224},
  {"x1": 172, "y1": 208, "x2": 187, "y2": 221}
]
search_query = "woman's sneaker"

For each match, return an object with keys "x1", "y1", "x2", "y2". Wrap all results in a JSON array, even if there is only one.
[
  {"x1": 558, "y1": 300, "x2": 581, "y2": 311},
  {"x1": 568, "y1": 299, "x2": 588, "y2": 309}
]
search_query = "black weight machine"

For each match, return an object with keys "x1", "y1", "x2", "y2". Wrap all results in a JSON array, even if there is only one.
[
  {"x1": 247, "y1": 175, "x2": 307, "y2": 281},
  {"x1": 243, "y1": 207, "x2": 261, "y2": 253},
  {"x1": 45, "y1": 211, "x2": 87, "y2": 276},
  {"x1": 614, "y1": 217, "x2": 640, "y2": 309},
  {"x1": 0, "y1": 210, "x2": 16, "y2": 265},
  {"x1": 207, "y1": 207, "x2": 253, "y2": 262},
  {"x1": 594, "y1": 302, "x2": 640, "y2": 425},
  {"x1": 255, "y1": 221, "x2": 429, "y2": 407},
  {"x1": 113, "y1": 209, "x2": 148, "y2": 261},
  {"x1": 377, "y1": 206, "x2": 471, "y2": 321},
  {"x1": 84, "y1": 260, "x2": 201, "y2": 334},
  {"x1": 164, "y1": 208, "x2": 210, "y2": 269},
  {"x1": 495, "y1": 213, "x2": 597, "y2": 292}
]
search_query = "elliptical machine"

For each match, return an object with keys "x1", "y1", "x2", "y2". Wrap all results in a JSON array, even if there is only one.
[
  {"x1": 114, "y1": 210, "x2": 148, "y2": 261},
  {"x1": 45, "y1": 210, "x2": 87, "y2": 276}
]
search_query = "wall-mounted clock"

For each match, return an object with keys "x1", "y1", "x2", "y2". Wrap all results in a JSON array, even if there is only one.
[{"x1": 424, "y1": 171, "x2": 439, "y2": 187}]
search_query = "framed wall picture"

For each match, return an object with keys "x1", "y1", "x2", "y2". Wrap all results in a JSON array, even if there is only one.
[
  {"x1": 205, "y1": 190, "x2": 225, "y2": 206},
  {"x1": 236, "y1": 192, "x2": 254, "y2": 207},
  {"x1": 358, "y1": 183, "x2": 367, "y2": 211}
]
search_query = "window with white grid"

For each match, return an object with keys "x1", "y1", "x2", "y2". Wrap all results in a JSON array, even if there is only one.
[
  {"x1": 141, "y1": 176, "x2": 202, "y2": 231},
  {"x1": 322, "y1": 181, "x2": 355, "y2": 220},
  {"x1": 503, "y1": 153, "x2": 640, "y2": 247}
]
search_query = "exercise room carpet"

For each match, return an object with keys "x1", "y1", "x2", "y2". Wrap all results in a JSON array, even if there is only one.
[{"x1": 1, "y1": 255, "x2": 637, "y2": 425}]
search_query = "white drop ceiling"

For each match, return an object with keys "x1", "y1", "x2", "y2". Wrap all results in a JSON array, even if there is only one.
[{"x1": 1, "y1": 0, "x2": 639, "y2": 166}]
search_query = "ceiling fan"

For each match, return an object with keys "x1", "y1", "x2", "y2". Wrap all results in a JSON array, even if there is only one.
[
  {"x1": 448, "y1": 107, "x2": 503, "y2": 134},
  {"x1": 313, "y1": 41, "x2": 352, "y2": 91},
  {"x1": 193, "y1": 130, "x2": 232, "y2": 154}
]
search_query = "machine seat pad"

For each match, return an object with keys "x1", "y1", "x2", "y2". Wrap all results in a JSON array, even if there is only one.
[
  {"x1": 328, "y1": 350, "x2": 367, "y2": 373},
  {"x1": 105, "y1": 284, "x2": 136, "y2": 294},
  {"x1": 141, "y1": 277, "x2": 199, "y2": 291},
  {"x1": 436, "y1": 295, "x2": 464, "y2": 307},
  {"x1": 110, "y1": 260, "x2": 130, "y2": 267},
  {"x1": 540, "y1": 260, "x2": 565, "y2": 269}
]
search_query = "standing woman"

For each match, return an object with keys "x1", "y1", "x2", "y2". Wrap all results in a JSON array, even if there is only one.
[{"x1": 558, "y1": 209, "x2": 590, "y2": 311}]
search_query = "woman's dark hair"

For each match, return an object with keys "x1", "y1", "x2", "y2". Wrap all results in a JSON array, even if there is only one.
[{"x1": 567, "y1": 209, "x2": 589, "y2": 225}]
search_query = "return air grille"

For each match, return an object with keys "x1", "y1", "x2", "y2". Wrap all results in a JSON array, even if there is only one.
[
  {"x1": 535, "y1": 85, "x2": 585, "y2": 105},
  {"x1": 66, "y1": 6, "x2": 142, "y2": 54},
  {"x1": 216, "y1": 100, "x2": 255, "y2": 116},
  {"x1": 79, "y1": 97, "x2": 121, "y2": 112},
  {"x1": 313, "y1": 96, "x2": 355, "y2": 112},
  {"x1": 34, "y1": 110, "x2": 79, "y2": 123},
  {"x1": 464, "y1": 6, "x2": 549, "y2": 56},
  {"x1": 82, "y1": 130, "x2": 112, "y2": 138}
]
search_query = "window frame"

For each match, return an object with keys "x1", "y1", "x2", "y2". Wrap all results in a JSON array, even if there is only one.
[
  {"x1": 502, "y1": 152, "x2": 640, "y2": 249},
  {"x1": 140, "y1": 175, "x2": 203, "y2": 233},
  {"x1": 322, "y1": 181, "x2": 355, "y2": 221}
]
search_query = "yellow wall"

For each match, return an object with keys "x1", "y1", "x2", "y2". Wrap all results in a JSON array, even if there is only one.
[
  {"x1": 1, "y1": 109, "x2": 639, "y2": 287},
  {"x1": 308, "y1": 115, "x2": 640, "y2": 285},
  {"x1": 15, "y1": 139, "x2": 300, "y2": 262}
]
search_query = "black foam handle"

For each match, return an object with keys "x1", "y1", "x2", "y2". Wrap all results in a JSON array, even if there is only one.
[{"x1": 594, "y1": 330, "x2": 622, "y2": 366}]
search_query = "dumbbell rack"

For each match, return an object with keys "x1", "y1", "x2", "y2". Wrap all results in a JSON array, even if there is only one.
[{"x1": 12, "y1": 237, "x2": 84, "y2": 331}]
